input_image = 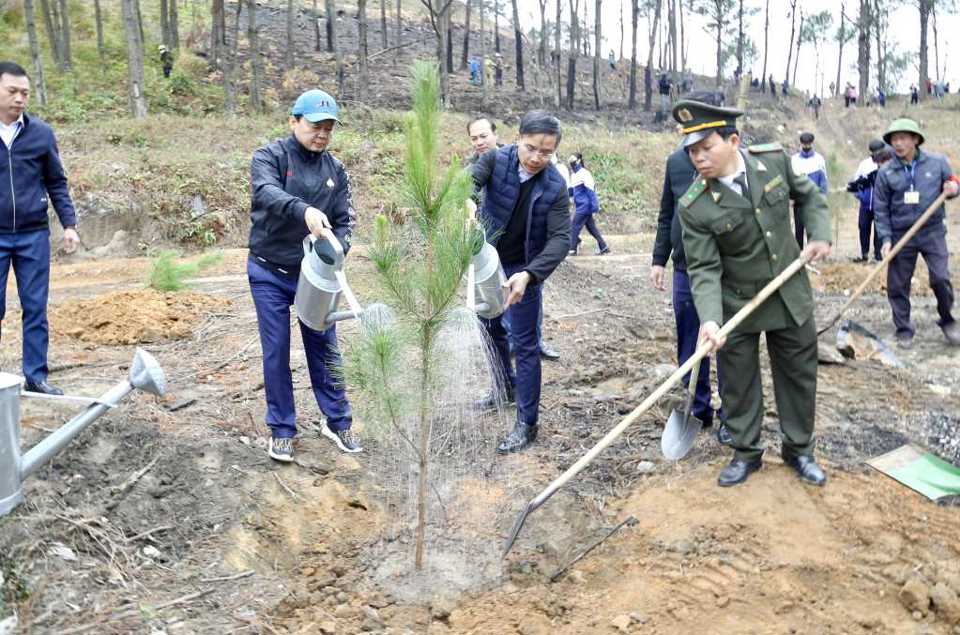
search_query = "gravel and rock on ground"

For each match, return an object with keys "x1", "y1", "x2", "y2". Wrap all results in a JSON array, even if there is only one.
[{"x1": 3, "y1": 95, "x2": 960, "y2": 633}]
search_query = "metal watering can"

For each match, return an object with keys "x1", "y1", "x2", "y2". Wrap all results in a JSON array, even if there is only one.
[
  {"x1": 294, "y1": 233, "x2": 362, "y2": 331},
  {"x1": 468, "y1": 241, "x2": 508, "y2": 319}
]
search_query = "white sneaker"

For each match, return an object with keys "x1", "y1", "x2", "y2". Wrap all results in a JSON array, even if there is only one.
[
  {"x1": 268, "y1": 437, "x2": 294, "y2": 462},
  {"x1": 321, "y1": 424, "x2": 363, "y2": 453}
]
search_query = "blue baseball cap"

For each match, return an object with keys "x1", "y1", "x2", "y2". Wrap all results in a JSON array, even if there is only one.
[{"x1": 291, "y1": 89, "x2": 340, "y2": 124}]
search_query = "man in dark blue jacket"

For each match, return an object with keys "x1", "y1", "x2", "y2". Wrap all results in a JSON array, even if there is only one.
[
  {"x1": 873, "y1": 118, "x2": 960, "y2": 349},
  {"x1": 470, "y1": 111, "x2": 570, "y2": 453},
  {"x1": 0, "y1": 61, "x2": 79, "y2": 395},
  {"x1": 248, "y1": 89, "x2": 360, "y2": 462}
]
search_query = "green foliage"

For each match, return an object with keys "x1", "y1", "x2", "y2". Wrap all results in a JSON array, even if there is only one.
[
  {"x1": 147, "y1": 250, "x2": 223, "y2": 292},
  {"x1": 0, "y1": 552, "x2": 29, "y2": 619}
]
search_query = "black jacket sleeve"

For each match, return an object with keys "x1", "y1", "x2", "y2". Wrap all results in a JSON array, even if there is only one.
[
  {"x1": 652, "y1": 161, "x2": 675, "y2": 266},
  {"x1": 328, "y1": 159, "x2": 355, "y2": 255},
  {"x1": 469, "y1": 147, "x2": 498, "y2": 189},
  {"x1": 42, "y1": 130, "x2": 77, "y2": 229},
  {"x1": 251, "y1": 143, "x2": 309, "y2": 229},
  {"x1": 524, "y1": 185, "x2": 571, "y2": 283}
]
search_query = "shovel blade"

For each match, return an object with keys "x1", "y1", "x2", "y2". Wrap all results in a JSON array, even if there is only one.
[{"x1": 661, "y1": 408, "x2": 700, "y2": 460}]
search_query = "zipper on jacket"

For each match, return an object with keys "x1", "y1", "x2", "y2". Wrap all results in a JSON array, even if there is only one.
[{"x1": 7, "y1": 144, "x2": 14, "y2": 230}]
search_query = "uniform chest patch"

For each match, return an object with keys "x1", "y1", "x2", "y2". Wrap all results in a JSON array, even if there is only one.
[{"x1": 326, "y1": 178, "x2": 335, "y2": 188}]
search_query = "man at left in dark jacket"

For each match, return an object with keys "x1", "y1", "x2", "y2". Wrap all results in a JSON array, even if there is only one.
[
  {"x1": 0, "y1": 61, "x2": 79, "y2": 396},
  {"x1": 248, "y1": 89, "x2": 361, "y2": 462},
  {"x1": 470, "y1": 111, "x2": 571, "y2": 454}
]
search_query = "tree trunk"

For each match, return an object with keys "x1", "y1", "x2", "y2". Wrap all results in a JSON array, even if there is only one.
[
  {"x1": 760, "y1": 0, "x2": 769, "y2": 90},
  {"x1": 121, "y1": 0, "x2": 147, "y2": 117},
  {"x1": 212, "y1": 0, "x2": 224, "y2": 68},
  {"x1": 438, "y1": 8, "x2": 450, "y2": 105},
  {"x1": 628, "y1": 0, "x2": 637, "y2": 108},
  {"x1": 919, "y1": 0, "x2": 930, "y2": 99},
  {"x1": 873, "y1": 0, "x2": 884, "y2": 91},
  {"x1": 679, "y1": 0, "x2": 686, "y2": 71},
  {"x1": 792, "y1": 11, "x2": 803, "y2": 87},
  {"x1": 23, "y1": 0, "x2": 47, "y2": 106},
  {"x1": 396, "y1": 0, "x2": 402, "y2": 47},
  {"x1": 358, "y1": 0, "x2": 369, "y2": 100},
  {"x1": 446, "y1": 19, "x2": 454, "y2": 73},
  {"x1": 286, "y1": 0, "x2": 296, "y2": 69},
  {"x1": 325, "y1": 0, "x2": 336, "y2": 52},
  {"x1": 170, "y1": 0, "x2": 180, "y2": 49},
  {"x1": 784, "y1": 0, "x2": 796, "y2": 86},
  {"x1": 313, "y1": 0, "x2": 322, "y2": 50},
  {"x1": 856, "y1": 0, "x2": 871, "y2": 100},
  {"x1": 38, "y1": 0, "x2": 62, "y2": 70},
  {"x1": 462, "y1": 0, "x2": 472, "y2": 69},
  {"x1": 669, "y1": 0, "x2": 677, "y2": 73},
  {"x1": 566, "y1": 0, "x2": 580, "y2": 109},
  {"x1": 931, "y1": 0, "x2": 939, "y2": 82},
  {"x1": 835, "y1": 6, "x2": 845, "y2": 97},
  {"x1": 248, "y1": 0, "x2": 264, "y2": 113},
  {"x1": 644, "y1": 0, "x2": 662, "y2": 111},
  {"x1": 714, "y1": 13, "x2": 722, "y2": 87},
  {"x1": 223, "y1": 0, "x2": 242, "y2": 113},
  {"x1": 538, "y1": 0, "x2": 547, "y2": 67},
  {"x1": 93, "y1": 0, "x2": 105, "y2": 60},
  {"x1": 494, "y1": 0, "x2": 500, "y2": 52},
  {"x1": 592, "y1": 0, "x2": 601, "y2": 109},
  {"x1": 619, "y1": 0, "x2": 624, "y2": 61},
  {"x1": 736, "y1": 0, "x2": 743, "y2": 77},
  {"x1": 55, "y1": 0, "x2": 72, "y2": 71},
  {"x1": 381, "y1": 0, "x2": 388, "y2": 48},
  {"x1": 161, "y1": 0, "x2": 170, "y2": 48},
  {"x1": 512, "y1": 0, "x2": 524, "y2": 89},
  {"x1": 135, "y1": 0, "x2": 145, "y2": 49},
  {"x1": 556, "y1": 0, "x2": 562, "y2": 108}
]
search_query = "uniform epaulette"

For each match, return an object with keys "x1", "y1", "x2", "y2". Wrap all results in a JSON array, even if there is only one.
[
  {"x1": 748, "y1": 142, "x2": 783, "y2": 154},
  {"x1": 680, "y1": 178, "x2": 707, "y2": 206}
]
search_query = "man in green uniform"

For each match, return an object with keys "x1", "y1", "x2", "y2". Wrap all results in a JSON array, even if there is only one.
[{"x1": 673, "y1": 100, "x2": 832, "y2": 487}]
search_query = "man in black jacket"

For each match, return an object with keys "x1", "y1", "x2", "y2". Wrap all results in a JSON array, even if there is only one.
[
  {"x1": 248, "y1": 89, "x2": 360, "y2": 462},
  {"x1": 650, "y1": 92, "x2": 729, "y2": 445},
  {"x1": 0, "y1": 61, "x2": 79, "y2": 396}
]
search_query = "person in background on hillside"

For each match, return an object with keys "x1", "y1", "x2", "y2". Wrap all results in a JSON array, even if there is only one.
[
  {"x1": 781, "y1": 78, "x2": 789, "y2": 96},
  {"x1": 567, "y1": 153, "x2": 610, "y2": 257},
  {"x1": 658, "y1": 72, "x2": 673, "y2": 115},
  {"x1": 494, "y1": 53, "x2": 504, "y2": 88},
  {"x1": 790, "y1": 132, "x2": 828, "y2": 247},
  {"x1": 468, "y1": 57, "x2": 481, "y2": 86},
  {"x1": 876, "y1": 87, "x2": 886, "y2": 107},
  {"x1": 808, "y1": 95, "x2": 822, "y2": 120},
  {"x1": 0, "y1": 61, "x2": 79, "y2": 396},
  {"x1": 159, "y1": 45, "x2": 174, "y2": 78},
  {"x1": 873, "y1": 118, "x2": 960, "y2": 349},
  {"x1": 911, "y1": 84, "x2": 920, "y2": 105},
  {"x1": 769, "y1": 74, "x2": 776, "y2": 98},
  {"x1": 673, "y1": 99, "x2": 832, "y2": 488},
  {"x1": 466, "y1": 117, "x2": 562, "y2": 362},
  {"x1": 248, "y1": 89, "x2": 361, "y2": 461},
  {"x1": 847, "y1": 139, "x2": 892, "y2": 263},
  {"x1": 469, "y1": 111, "x2": 571, "y2": 454},
  {"x1": 608, "y1": 50, "x2": 616, "y2": 71},
  {"x1": 484, "y1": 55, "x2": 494, "y2": 86},
  {"x1": 651, "y1": 91, "x2": 732, "y2": 447}
]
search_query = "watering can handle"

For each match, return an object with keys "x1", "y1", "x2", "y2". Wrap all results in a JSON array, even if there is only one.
[{"x1": 303, "y1": 233, "x2": 343, "y2": 266}]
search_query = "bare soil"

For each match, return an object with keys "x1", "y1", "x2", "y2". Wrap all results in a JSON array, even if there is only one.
[{"x1": 0, "y1": 232, "x2": 958, "y2": 634}]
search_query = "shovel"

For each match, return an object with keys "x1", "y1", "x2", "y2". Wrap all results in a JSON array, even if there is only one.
[
  {"x1": 503, "y1": 256, "x2": 811, "y2": 557},
  {"x1": 661, "y1": 356, "x2": 702, "y2": 460},
  {"x1": 817, "y1": 191, "x2": 949, "y2": 336}
]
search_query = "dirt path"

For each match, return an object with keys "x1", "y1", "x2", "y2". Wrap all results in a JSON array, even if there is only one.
[{"x1": 1, "y1": 244, "x2": 959, "y2": 634}]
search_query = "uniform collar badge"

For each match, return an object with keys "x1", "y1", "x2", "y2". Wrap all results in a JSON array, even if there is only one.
[
  {"x1": 711, "y1": 190, "x2": 721, "y2": 203},
  {"x1": 677, "y1": 108, "x2": 693, "y2": 123},
  {"x1": 756, "y1": 161, "x2": 767, "y2": 172}
]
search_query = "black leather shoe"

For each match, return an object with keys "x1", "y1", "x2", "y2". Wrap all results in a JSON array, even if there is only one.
[
  {"x1": 539, "y1": 343, "x2": 561, "y2": 361},
  {"x1": 24, "y1": 381, "x2": 64, "y2": 396},
  {"x1": 474, "y1": 386, "x2": 514, "y2": 411},
  {"x1": 783, "y1": 453, "x2": 827, "y2": 486},
  {"x1": 497, "y1": 421, "x2": 538, "y2": 454},
  {"x1": 717, "y1": 457, "x2": 762, "y2": 487},
  {"x1": 716, "y1": 424, "x2": 734, "y2": 447}
]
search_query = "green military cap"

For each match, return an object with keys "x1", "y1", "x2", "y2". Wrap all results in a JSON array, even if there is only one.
[
  {"x1": 672, "y1": 100, "x2": 744, "y2": 148},
  {"x1": 883, "y1": 118, "x2": 924, "y2": 146}
]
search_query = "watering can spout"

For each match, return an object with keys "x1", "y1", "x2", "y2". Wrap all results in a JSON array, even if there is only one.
[{"x1": 129, "y1": 348, "x2": 167, "y2": 396}]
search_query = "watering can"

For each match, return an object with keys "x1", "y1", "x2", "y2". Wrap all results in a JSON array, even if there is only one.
[
  {"x1": 295, "y1": 233, "x2": 362, "y2": 331},
  {"x1": 468, "y1": 241, "x2": 508, "y2": 319}
]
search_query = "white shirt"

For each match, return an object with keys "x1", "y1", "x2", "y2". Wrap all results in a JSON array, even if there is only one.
[
  {"x1": 717, "y1": 151, "x2": 749, "y2": 196},
  {"x1": 854, "y1": 156, "x2": 878, "y2": 180},
  {"x1": 0, "y1": 115, "x2": 23, "y2": 149}
]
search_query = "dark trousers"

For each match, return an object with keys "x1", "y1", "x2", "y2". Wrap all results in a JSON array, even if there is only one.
[
  {"x1": 858, "y1": 206, "x2": 882, "y2": 260},
  {"x1": 570, "y1": 211, "x2": 608, "y2": 252},
  {"x1": 482, "y1": 262, "x2": 543, "y2": 426},
  {"x1": 673, "y1": 270, "x2": 721, "y2": 424},
  {"x1": 793, "y1": 208, "x2": 806, "y2": 247},
  {"x1": 248, "y1": 259, "x2": 352, "y2": 439},
  {"x1": 163, "y1": 66, "x2": 172, "y2": 78},
  {"x1": 502, "y1": 296, "x2": 545, "y2": 351},
  {"x1": 718, "y1": 318, "x2": 818, "y2": 462},
  {"x1": 886, "y1": 231, "x2": 955, "y2": 337},
  {"x1": 0, "y1": 229, "x2": 51, "y2": 384}
]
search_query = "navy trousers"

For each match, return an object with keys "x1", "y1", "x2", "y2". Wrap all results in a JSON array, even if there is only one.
[
  {"x1": 501, "y1": 294, "x2": 546, "y2": 351},
  {"x1": 673, "y1": 270, "x2": 722, "y2": 424},
  {"x1": 570, "y1": 211, "x2": 608, "y2": 252},
  {"x1": 248, "y1": 259, "x2": 352, "y2": 439},
  {"x1": 0, "y1": 229, "x2": 51, "y2": 385},
  {"x1": 482, "y1": 262, "x2": 543, "y2": 426},
  {"x1": 886, "y1": 230, "x2": 955, "y2": 337},
  {"x1": 858, "y1": 207, "x2": 882, "y2": 260}
]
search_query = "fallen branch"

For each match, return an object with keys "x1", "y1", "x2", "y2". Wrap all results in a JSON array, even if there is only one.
[
  {"x1": 58, "y1": 588, "x2": 216, "y2": 634},
  {"x1": 549, "y1": 516, "x2": 638, "y2": 582},
  {"x1": 548, "y1": 308, "x2": 605, "y2": 321},
  {"x1": 200, "y1": 569, "x2": 255, "y2": 583},
  {"x1": 273, "y1": 472, "x2": 300, "y2": 501},
  {"x1": 105, "y1": 455, "x2": 161, "y2": 511},
  {"x1": 124, "y1": 525, "x2": 174, "y2": 544}
]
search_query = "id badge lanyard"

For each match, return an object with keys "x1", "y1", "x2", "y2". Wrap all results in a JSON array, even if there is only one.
[{"x1": 903, "y1": 159, "x2": 919, "y2": 205}]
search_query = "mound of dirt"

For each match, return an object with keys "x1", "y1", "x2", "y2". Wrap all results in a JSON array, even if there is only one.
[{"x1": 49, "y1": 289, "x2": 230, "y2": 345}]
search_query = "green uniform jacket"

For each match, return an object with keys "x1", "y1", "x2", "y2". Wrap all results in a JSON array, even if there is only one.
[{"x1": 678, "y1": 144, "x2": 832, "y2": 333}]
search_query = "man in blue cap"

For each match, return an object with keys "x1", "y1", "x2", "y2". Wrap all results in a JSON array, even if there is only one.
[{"x1": 248, "y1": 89, "x2": 361, "y2": 462}]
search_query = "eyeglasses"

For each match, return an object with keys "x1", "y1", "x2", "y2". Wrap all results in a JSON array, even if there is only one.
[{"x1": 522, "y1": 143, "x2": 556, "y2": 159}]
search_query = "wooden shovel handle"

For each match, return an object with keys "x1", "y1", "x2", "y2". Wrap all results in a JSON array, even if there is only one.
[
  {"x1": 817, "y1": 191, "x2": 950, "y2": 336},
  {"x1": 526, "y1": 256, "x2": 810, "y2": 510}
]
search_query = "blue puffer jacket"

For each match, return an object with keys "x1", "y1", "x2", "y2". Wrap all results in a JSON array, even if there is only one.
[
  {"x1": 470, "y1": 144, "x2": 571, "y2": 283},
  {"x1": 873, "y1": 149, "x2": 955, "y2": 242},
  {"x1": 0, "y1": 113, "x2": 76, "y2": 233}
]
